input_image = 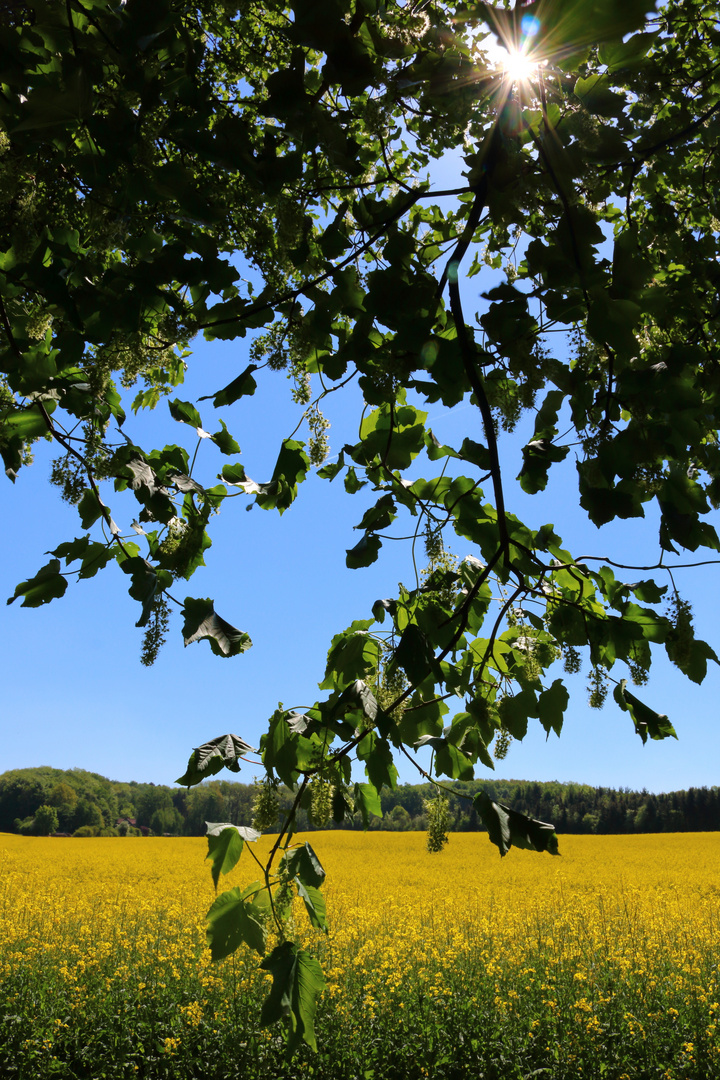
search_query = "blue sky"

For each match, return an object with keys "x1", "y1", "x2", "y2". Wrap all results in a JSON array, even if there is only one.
[{"x1": 2, "y1": 315, "x2": 719, "y2": 795}]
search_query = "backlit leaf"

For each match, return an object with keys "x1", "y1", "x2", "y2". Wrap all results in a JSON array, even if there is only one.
[
  {"x1": 474, "y1": 791, "x2": 560, "y2": 857},
  {"x1": 7, "y1": 559, "x2": 67, "y2": 607},
  {"x1": 613, "y1": 680, "x2": 677, "y2": 744},
  {"x1": 169, "y1": 399, "x2": 204, "y2": 430},
  {"x1": 200, "y1": 365, "x2": 258, "y2": 407},
  {"x1": 181, "y1": 597, "x2": 252, "y2": 656}
]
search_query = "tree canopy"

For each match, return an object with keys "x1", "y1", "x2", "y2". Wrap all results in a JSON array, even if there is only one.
[{"x1": 3, "y1": 0, "x2": 720, "y2": 1050}]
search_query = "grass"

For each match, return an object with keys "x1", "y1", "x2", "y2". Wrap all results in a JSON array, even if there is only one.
[{"x1": 0, "y1": 831, "x2": 718, "y2": 1079}]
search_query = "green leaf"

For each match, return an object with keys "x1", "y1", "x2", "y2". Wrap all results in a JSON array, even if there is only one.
[
  {"x1": 474, "y1": 791, "x2": 560, "y2": 858},
  {"x1": 77, "y1": 488, "x2": 106, "y2": 530},
  {"x1": 355, "y1": 494, "x2": 396, "y2": 532},
  {"x1": 459, "y1": 438, "x2": 492, "y2": 470},
  {"x1": 332, "y1": 785, "x2": 354, "y2": 823},
  {"x1": 169, "y1": 472, "x2": 206, "y2": 496},
  {"x1": 50, "y1": 536, "x2": 92, "y2": 563},
  {"x1": 357, "y1": 732, "x2": 399, "y2": 790},
  {"x1": 7, "y1": 559, "x2": 68, "y2": 607},
  {"x1": 538, "y1": 679, "x2": 569, "y2": 737},
  {"x1": 12, "y1": 75, "x2": 92, "y2": 131},
  {"x1": 200, "y1": 364, "x2": 258, "y2": 407},
  {"x1": 176, "y1": 733, "x2": 257, "y2": 786},
  {"x1": 497, "y1": 689, "x2": 538, "y2": 740},
  {"x1": 260, "y1": 941, "x2": 326, "y2": 1052},
  {"x1": 613, "y1": 680, "x2": 677, "y2": 743},
  {"x1": 169, "y1": 398, "x2": 204, "y2": 430},
  {"x1": 435, "y1": 740, "x2": 475, "y2": 781},
  {"x1": 335, "y1": 679, "x2": 378, "y2": 723},
  {"x1": 518, "y1": 439, "x2": 569, "y2": 494},
  {"x1": 586, "y1": 294, "x2": 642, "y2": 355},
  {"x1": 444, "y1": 711, "x2": 495, "y2": 770},
  {"x1": 399, "y1": 694, "x2": 448, "y2": 745},
  {"x1": 1, "y1": 402, "x2": 54, "y2": 440},
  {"x1": 415, "y1": 734, "x2": 476, "y2": 780},
  {"x1": 574, "y1": 74, "x2": 627, "y2": 116},
  {"x1": 295, "y1": 881, "x2": 328, "y2": 931},
  {"x1": 346, "y1": 532, "x2": 382, "y2": 568},
  {"x1": 260, "y1": 709, "x2": 321, "y2": 785},
  {"x1": 659, "y1": 503, "x2": 720, "y2": 554},
  {"x1": 210, "y1": 419, "x2": 241, "y2": 455},
  {"x1": 206, "y1": 886, "x2": 267, "y2": 960},
  {"x1": 77, "y1": 542, "x2": 116, "y2": 580},
  {"x1": 598, "y1": 30, "x2": 658, "y2": 71},
  {"x1": 344, "y1": 467, "x2": 366, "y2": 494},
  {"x1": 220, "y1": 462, "x2": 250, "y2": 486},
  {"x1": 666, "y1": 636, "x2": 720, "y2": 685},
  {"x1": 355, "y1": 400, "x2": 427, "y2": 471},
  {"x1": 371, "y1": 597, "x2": 396, "y2": 623},
  {"x1": 182, "y1": 597, "x2": 252, "y2": 656},
  {"x1": 389, "y1": 622, "x2": 437, "y2": 686},
  {"x1": 120, "y1": 556, "x2": 163, "y2": 628},
  {"x1": 255, "y1": 439, "x2": 310, "y2": 513},
  {"x1": 281, "y1": 842, "x2": 326, "y2": 888},
  {"x1": 352, "y1": 781, "x2": 382, "y2": 824},
  {"x1": 205, "y1": 823, "x2": 260, "y2": 890},
  {"x1": 1, "y1": 436, "x2": 23, "y2": 482},
  {"x1": 316, "y1": 451, "x2": 345, "y2": 481},
  {"x1": 320, "y1": 622, "x2": 380, "y2": 690},
  {"x1": 631, "y1": 579, "x2": 668, "y2": 604}
]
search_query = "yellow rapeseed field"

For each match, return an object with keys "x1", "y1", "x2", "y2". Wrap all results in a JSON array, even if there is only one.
[{"x1": 1, "y1": 831, "x2": 719, "y2": 1079}]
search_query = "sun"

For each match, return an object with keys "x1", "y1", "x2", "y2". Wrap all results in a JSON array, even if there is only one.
[
  {"x1": 477, "y1": 12, "x2": 545, "y2": 88},
  {"x1": 499, "y1": 46, "x2": 539, "y2": 85}
]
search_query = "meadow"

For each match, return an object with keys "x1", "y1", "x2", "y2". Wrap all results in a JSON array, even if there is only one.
[{"x1": 0, "y1": 830, "x2": 718, "y2": 1080}]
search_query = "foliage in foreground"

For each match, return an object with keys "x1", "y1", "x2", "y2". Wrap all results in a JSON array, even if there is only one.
[
  {"x1": 4, "y1": 0, "x2": 720, "y2": 1049},
  {"x1": 1, "y1": 832, "x2": 719, "y2": 1080}
]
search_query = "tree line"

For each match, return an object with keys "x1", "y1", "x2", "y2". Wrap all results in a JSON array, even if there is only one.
[{"x1": 1, "y1": 766, "x2": 717, "y2": 837}]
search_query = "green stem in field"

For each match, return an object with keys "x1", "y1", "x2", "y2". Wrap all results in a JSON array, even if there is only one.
[{"x1": 263, "y1": 775, "x2": 310, "y2": 936}]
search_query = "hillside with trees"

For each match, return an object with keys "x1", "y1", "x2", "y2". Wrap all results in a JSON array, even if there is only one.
[{"x1": 1, "y1": 767, "x2": 717, "y2": 837}]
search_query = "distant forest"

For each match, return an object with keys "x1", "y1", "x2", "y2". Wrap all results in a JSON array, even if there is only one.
[{"x1": 1, "y1": 766, "x2": 718, "y2": 838}]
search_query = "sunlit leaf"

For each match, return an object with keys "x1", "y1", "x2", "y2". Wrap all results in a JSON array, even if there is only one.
[
  {"x1": 176, "y1": 733, "x2": 257, "y2": 786},
  {"x1": 260, "y1": 942, "x2": 326, "y2": 1052},
  {"x1": 206, "y1": 886, "x2": 267, "y2": 960},
  {"x1": 205, "y1": 822, "x2": 260, "y2": 890}
]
